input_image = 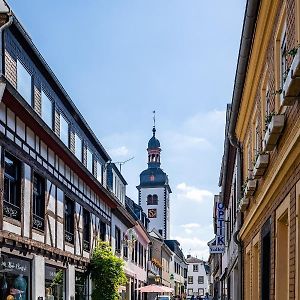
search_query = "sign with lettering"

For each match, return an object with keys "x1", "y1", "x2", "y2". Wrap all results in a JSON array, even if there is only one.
[
  {"x1": 209, "y1": 201, "x2": 225, "y2": 254},
  {"x1": 0, "y1": 254, "x2": 30, "y2": 275}
]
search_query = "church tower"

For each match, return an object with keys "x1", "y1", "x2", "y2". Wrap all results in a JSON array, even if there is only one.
[{"x1": 137, "y1": 125, "x2": 172, "y2": 239}]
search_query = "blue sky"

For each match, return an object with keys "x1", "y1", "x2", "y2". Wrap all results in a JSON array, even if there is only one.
[{"x1": 8, "y1": 0, "x2": 245, "y2": 259}]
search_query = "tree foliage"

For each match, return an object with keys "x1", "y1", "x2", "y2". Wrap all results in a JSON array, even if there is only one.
[{"x1": 90, "y1": 241, "x2": 127, "y2": 300}]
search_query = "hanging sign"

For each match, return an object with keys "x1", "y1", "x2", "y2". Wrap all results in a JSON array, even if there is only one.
[{"x1": 209, "y1": 201, "x2": 225, "y2": 254}]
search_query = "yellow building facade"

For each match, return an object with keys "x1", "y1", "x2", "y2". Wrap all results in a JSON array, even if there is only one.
[{"x1": 229, "y1": 0, "x2": 300, "y2": 299}]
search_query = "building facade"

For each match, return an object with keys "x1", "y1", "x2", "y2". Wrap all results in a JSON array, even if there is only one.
[
  {"x1": 215, "y1": 0, "x2": 300, "y2": 299},
  {"x1": 186, "y1": 256, "x2": 209, "y2": 299},
  {"x1": 0, "y1": 2, "x2": 141, "y2": 300},
  {"x1": 137, "y1": 127, "x2": 171, "y2": 239},
  {"x1": 165, "y1": 240, "x2": 188, "y2": 298}
]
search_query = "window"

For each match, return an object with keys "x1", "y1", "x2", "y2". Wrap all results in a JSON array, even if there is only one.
[
  {"x1": 83, "y1": 209, "x2": 90, "y2": 251},
  {"x1": 32, "y1": 173, "x2": 45, "y2": 231},
  {"x1": 17, "y1": 60, "x2": 32, "y2": 104},
  {"x1": 41, "y1": 91, "x2": 53, "y2": 128},
  {"x1": 198, "y1": 288, "x2": 204, "y2": 296},
  {"x1": 198, "y1": 276, "x2": 204, "y2": 284},
  {"x1": 188, "y1": 276, "x2": 193, "y2": 284},
  {"x1": 45, "y1": 265, "x2": 64, "y2": 299},
  {"x1": 75, "y1": 271, "x2": 88, "y2": 300},
  {"x1": 147, "y1": 194, "x2": 158, "y2": 205},
  {"x1": 115, "y1": 226, "x2": 121, "y2": 255},
  {"x1": 0, "y1": 254, "x2": 30, "y2": 300},
  {"x1": 96, "y1": 161, "x2": 103, "y2": 184},
  {"x1": 74, "y1": 132, "x2": 82, "y2": 161},
  {"x1": 60, "y1": 114, "x2": 69, "y2": 146},
  {"x1": 193, "y1": 264, "x2": 198, "y2": 272},
  {"x1": 123, "y1": 233, "x2": 128, "y2": 259},
  {"x1": 135, "y1": 241, "x2": 138, "y2": 264},
  {"x1": 280, "y1": 29, "x2": 288, "y2": 88},
  {"x1": 100, "y1": 221, "x2": 106, "y2": 241},
  {"x1": 188, "y1": 289, "x2": 193, "y2": 296},
  {"x1": 86, "y1": 147, "x2": 93, "y2": 173},
  {"x1": 64, "y1": 197, "x2": 74, "y2": 244},
  {"x1": 3, "y1": 152, "x2": 21, "y2": 220}
]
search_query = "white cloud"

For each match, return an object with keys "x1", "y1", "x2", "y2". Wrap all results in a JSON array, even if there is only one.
[
  {"x1": 109, "y1": 146, "x2": 130, "y2": 157},
  {"x1": 181, "y1": 223, "x2": 201, "y2": 229},
  {"x1": 176, "y1": 182, "x2": 213, "y2": 203},
  {"x1": 172, "y1": 235, "x2": 210, "y2": 260}
]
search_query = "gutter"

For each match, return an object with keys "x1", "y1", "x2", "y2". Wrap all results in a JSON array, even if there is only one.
[{"x1": 227, "y1": 1, "x2": 261, "y2": 300}]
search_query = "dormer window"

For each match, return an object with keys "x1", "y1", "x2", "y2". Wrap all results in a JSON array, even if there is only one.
[{"x1": 17, "y1": 60, "x2": 32, "y2": 105}]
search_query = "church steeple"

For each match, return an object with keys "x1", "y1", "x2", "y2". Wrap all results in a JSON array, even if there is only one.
[{"x1": 147, "y1": 126, "x2": 161, "y2": 168}]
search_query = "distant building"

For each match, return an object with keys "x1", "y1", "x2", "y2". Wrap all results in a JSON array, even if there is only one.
[
  {"x1": 137, "y1": 126, "x2": 172, "y2": 239},
  {"x1": 186, "y1": 255, "x2": 209, "y2": 298},
  {"x1": 165, "y1": 240, "x2": 188, "y2": 297}
]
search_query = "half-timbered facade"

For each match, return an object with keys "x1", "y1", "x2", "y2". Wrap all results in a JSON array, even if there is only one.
[{"x1": 0, "y1": 3, "x2": 125, "y2": 299}]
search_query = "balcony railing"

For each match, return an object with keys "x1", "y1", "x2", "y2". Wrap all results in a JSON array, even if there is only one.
[
  {"x1": 32, "y1": 214, "x2": 44, "y2": 231},
  {"x1": 65, "y1": 230, "x2": 74, "y2": 244},
  {"x1": 3, "y1": 201, "x2": 21, "y2": 221}
]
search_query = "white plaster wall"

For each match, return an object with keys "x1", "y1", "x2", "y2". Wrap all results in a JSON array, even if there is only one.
[
  {"x1": 140, "y1": 187, "x2": 167, "y2": 236},
  {"x1": 23, "y1": 163, "x2": 31, "y2": 238},
  {"x1": 32, "y1": 254, "x2": 45, "y2": 299},
  {"x1": 111, "y1": 214, "x2": 128, "y2": 256},
  {"x1": 3, "y1": 221, "x2": 21, "y2": 235},
  {"x1": 187, "y1": 262, "x2": 209, "y2": 297},
  {"x1": 66, "y1": 264, "x2": 75, "y2": 299}
]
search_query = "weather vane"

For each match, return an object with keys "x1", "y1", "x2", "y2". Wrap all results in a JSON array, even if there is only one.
[{"x1": 152, "y1": 110, "x2": 156, "y2": 128}]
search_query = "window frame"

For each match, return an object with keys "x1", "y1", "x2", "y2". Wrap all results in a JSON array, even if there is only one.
[
  {"x1": 32, "y1": 172, "x2": 45, "y2": 231},
  {"x1": 193, "y1": 264, "x2": 199, "y2": 272},
  {"x1": 82, "y1": 208, "x2": 90, "y2": 251},
  {"x1": 74, "y1": 131, "x2": 83, "y2": 162},
  {"x1": 3, "y1": 152, "x2": 21, "y2": 221},
  {"x1": 86, "y1": 146, "x2": 93, "y2": 174},
  {"x1": 64, "y1": 196, "x2": 75, "y2": 244},
  {"x1": 188, "y1": 276, "x2": 193, "y2": 284}
]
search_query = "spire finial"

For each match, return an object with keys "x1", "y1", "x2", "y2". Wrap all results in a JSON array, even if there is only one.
[{"x1": 152, "y1": 110, "x2": 156, "y2": 136}]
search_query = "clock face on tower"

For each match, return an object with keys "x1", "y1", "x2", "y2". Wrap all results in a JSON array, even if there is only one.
[{"x1": 148, "y1": 208, "x2": 157, "y2": 218}]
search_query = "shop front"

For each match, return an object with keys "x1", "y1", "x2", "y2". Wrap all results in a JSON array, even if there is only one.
[
  {"x1": 45, "y1": 265, "x2": 65, "y2": 300},
  {"x1": 0, "y1": 253, "x2": 30, "y2": 300}
]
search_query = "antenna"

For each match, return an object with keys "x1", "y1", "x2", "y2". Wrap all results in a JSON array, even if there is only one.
[
  {"x1": 153, "y1": 110, "x2": 156, "y2": 128},
  {"x1": 114, "y1": 157, "x2": 134, "y2": 173}
]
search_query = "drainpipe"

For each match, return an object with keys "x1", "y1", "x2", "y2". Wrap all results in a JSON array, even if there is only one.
[{"x1": 0, "y1": 12, "x2": 13, "y2": 77}]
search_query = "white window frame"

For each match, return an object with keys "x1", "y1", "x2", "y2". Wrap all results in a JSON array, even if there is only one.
[
  {"x1": 74, "y1": 132, "x2": 82, "y2": 161},
  {"x1": 86, "y1": 147, "x2": 93, "y2": 173},
  {"x1": 59, "y1": 114, "x2": 69, "y2": 146}
]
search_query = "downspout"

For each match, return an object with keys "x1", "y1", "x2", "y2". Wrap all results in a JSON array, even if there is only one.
[
  {"x1": 0, "y1": 12, "x2": 13, "y2": 77},
  {"x1": 228, "y1": 1, "x2": 261, "y2": 299}
]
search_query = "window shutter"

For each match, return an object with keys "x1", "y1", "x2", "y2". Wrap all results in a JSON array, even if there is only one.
[
  {"x1": 34, "y1": 85, "x2": 42, "y2": 116},
  {"x1": 54, "y1": 108, "x2": 60, "y2": 137},
  {"x1": 70, "y1": 130, "x2": 75, "y2": 154}
]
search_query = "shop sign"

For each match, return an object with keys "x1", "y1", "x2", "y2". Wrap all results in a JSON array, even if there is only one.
[
  {"x1": 0, "y1": 255, "x2": 30, "y2": 275},
  {"x1": 209, "y1": 201, "x2": 225, "y2": 254}
]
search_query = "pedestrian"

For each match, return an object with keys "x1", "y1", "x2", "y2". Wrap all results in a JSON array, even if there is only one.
[
  {"x1": 191, "y1": 296, "x2": 195, "y2": 300},
  {"x1": 203, "y1": 292, "x2": 210, "y2": 300}
]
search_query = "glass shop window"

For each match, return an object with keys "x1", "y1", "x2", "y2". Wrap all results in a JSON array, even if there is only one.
[
  {"x1": 32, "y1": 173, "x2": 45, "y2": 231},
  {"x1": 59, "y1": 115, "x2": 69, "y2": 146},
  {"x1": 64, "y1": 197, "x2": 74, "y2": 244},
  {"x1": 17, "y1": 60, "x2": 32, "y2": 105},
  {"x1": 41, "y1": 91, "x2": 53, "y2": 129},
  {"x1": 0, "y1": 254, "x2": 31, "y2": 300},
  {"x1": 45, "y1": 265, "x2": 65, "y2": 300},
  {"x1": 3, "y1": 152, "x2": 21, "y2": 221},
  {"x1": 74, "y1": 133, "x2": 82, "y2": 162},
  {"x1": 75, "y1": 272, "x2": 88, "y2": 300}
]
